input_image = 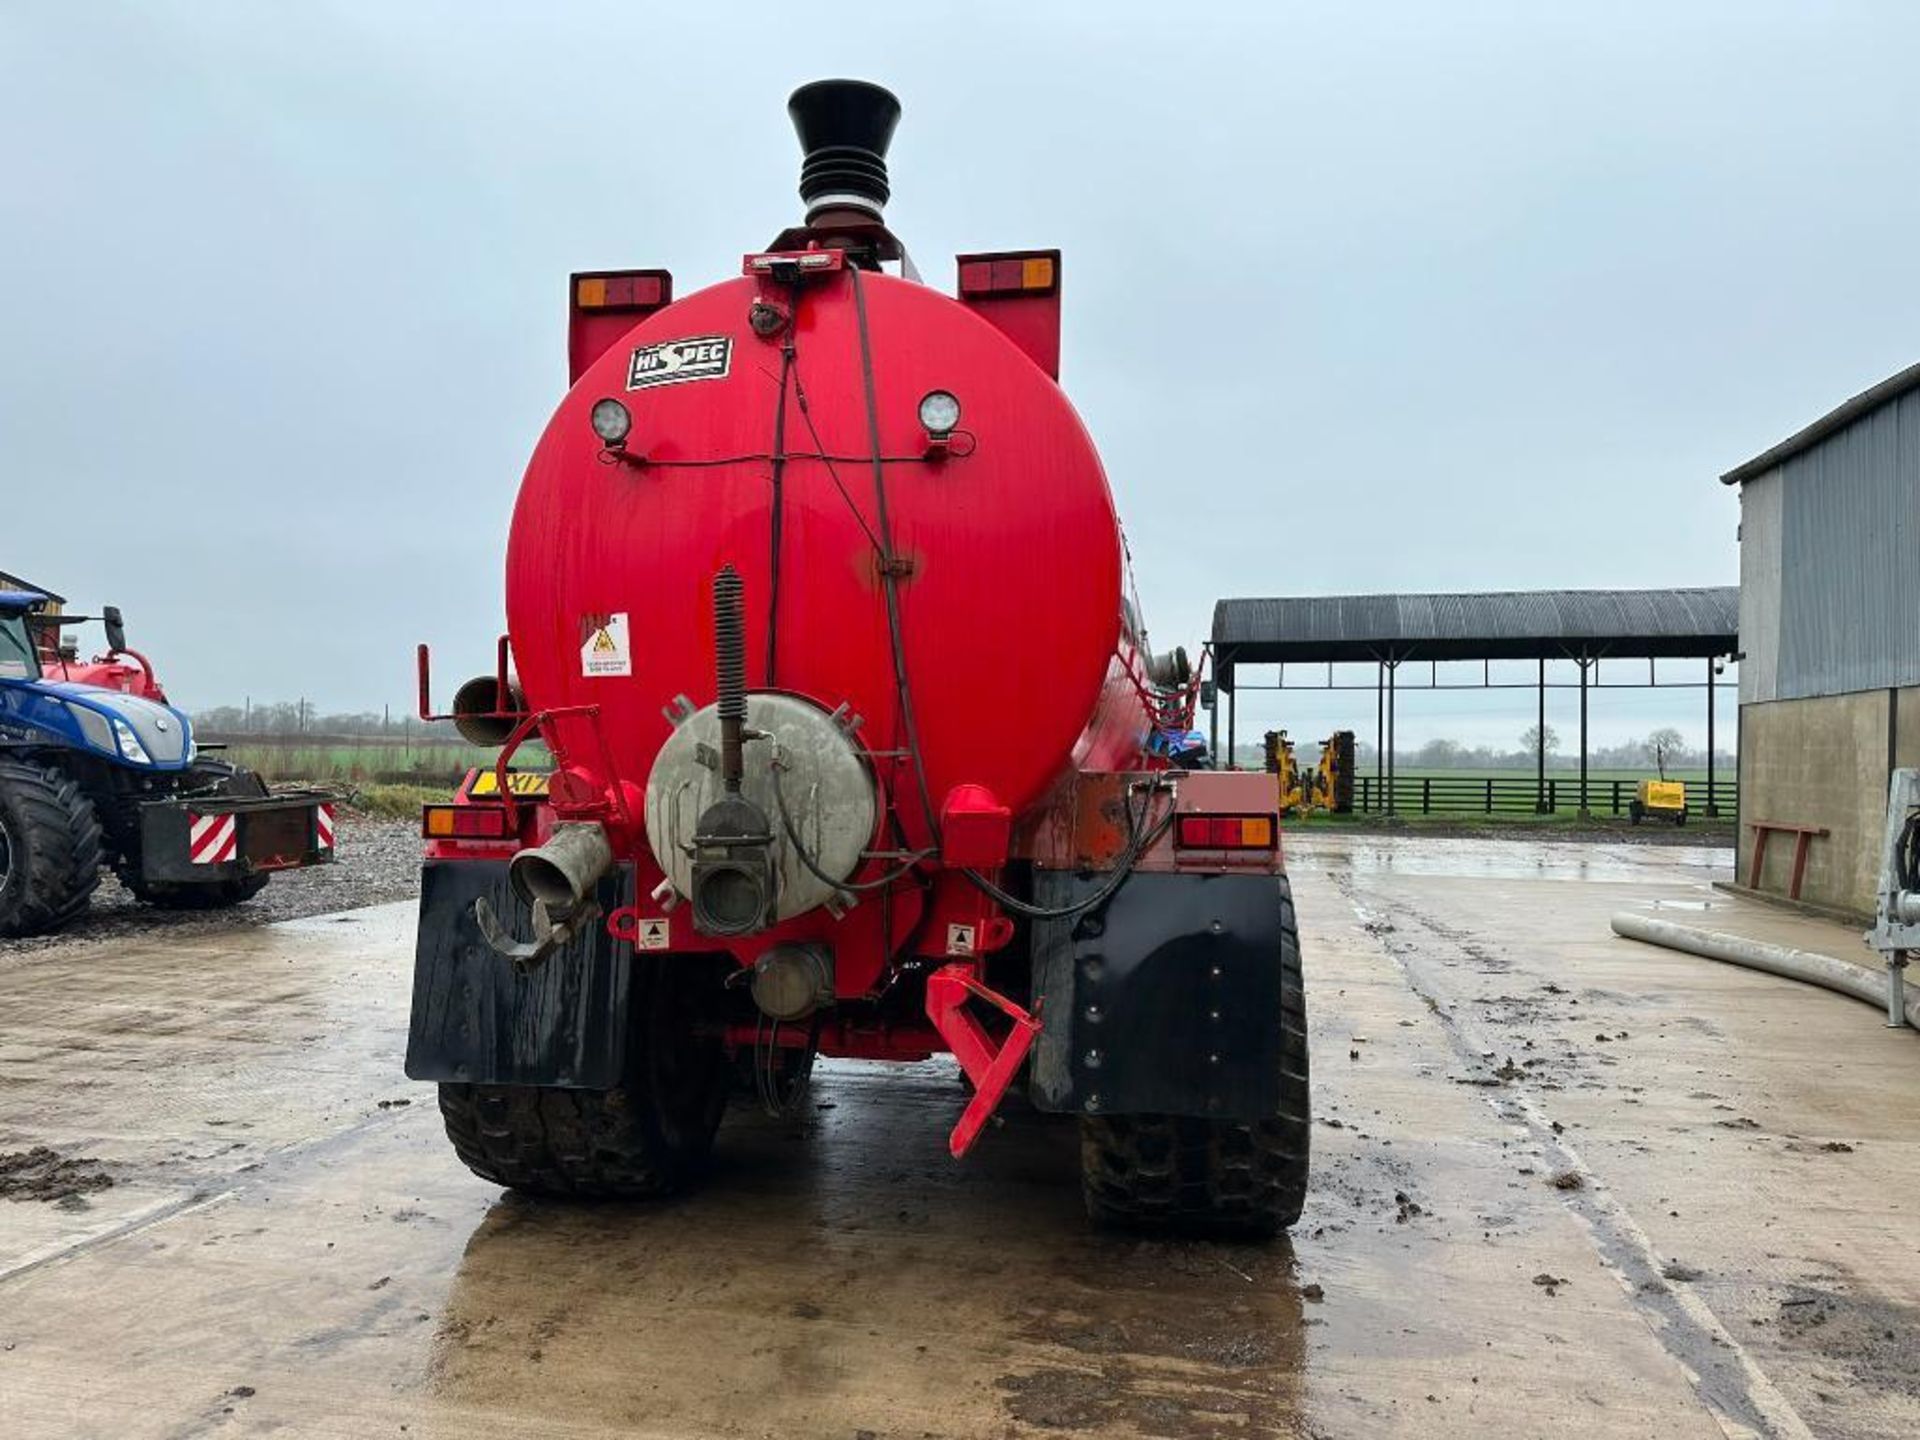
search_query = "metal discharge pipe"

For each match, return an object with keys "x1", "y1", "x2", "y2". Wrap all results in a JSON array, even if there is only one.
[
  {"x1": 1610, "y1": 912, "x2": 1920, "y2": 1031},
  {"x1": 510, "y1": 822, "x2": 614, "y2": 915}
]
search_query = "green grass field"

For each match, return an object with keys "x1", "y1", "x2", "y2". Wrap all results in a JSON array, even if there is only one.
[{"x1": 202, "y1": 736, "x2": 544, "y2": 788}]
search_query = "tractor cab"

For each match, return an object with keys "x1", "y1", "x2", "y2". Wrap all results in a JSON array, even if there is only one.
[{"x1": 0, "y1": 594, "x2": 42, "y2": 682}]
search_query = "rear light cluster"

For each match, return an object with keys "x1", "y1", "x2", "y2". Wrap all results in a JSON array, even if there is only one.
[
  {"x1": 1174, "y1": 813, "x2": 1277, "y2": 850},
  {"x1": 422, "y1": 804, "x2": 516, "y2": 841},
  {"x1": 958, "y1": 251, "x2": 1057, "y2": 296},
  {"x1": 573, "y1": 271, "x2": 669, "y2": 311}
]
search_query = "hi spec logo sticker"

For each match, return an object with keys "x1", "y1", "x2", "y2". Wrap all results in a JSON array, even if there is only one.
[
  {"x1": 627, "y1": 335, "x2": 732, "y2": 390},
  {"x1": 580, "y1": 612, "x2": 631, "y2": 677}
]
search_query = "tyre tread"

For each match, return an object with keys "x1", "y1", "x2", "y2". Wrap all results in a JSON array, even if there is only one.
[
  {"x1": 0, "y1": 760, "x2": 103, "y2": 938},
  {"x1": 1079, "y1": 874, "x2": 1309, "y2": 1237}
]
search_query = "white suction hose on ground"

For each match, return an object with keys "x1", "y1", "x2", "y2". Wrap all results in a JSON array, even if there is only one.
[{"x1": 1609, "y1": 912, "x2": 1920, "y2": 1031}]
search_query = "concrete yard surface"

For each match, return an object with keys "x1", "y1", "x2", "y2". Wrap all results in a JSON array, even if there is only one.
[{"x1": 2, "y1": 834, "x2": 1918, "y2": 1438}]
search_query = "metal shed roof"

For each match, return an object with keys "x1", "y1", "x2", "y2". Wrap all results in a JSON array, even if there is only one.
[
  {"x1": 1211, "y1": 587, "x2": 1738, "y2": 679},
  {"x1": 1721, "y1": 360, "x2": 1920, "y2": 485}
]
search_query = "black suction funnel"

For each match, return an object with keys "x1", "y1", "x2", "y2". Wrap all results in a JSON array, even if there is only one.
[{"x1": 788, "y1": 79, "x2": 901, "y2": 223}]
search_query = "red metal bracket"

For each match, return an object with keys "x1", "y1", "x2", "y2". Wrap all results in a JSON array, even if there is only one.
[
  {"x1": 489, "y1": 704, "x2": 630, "y2": 831},
  {"x1": 924, "y1": 964, "x2": 1041, "y2": 1159},
  {"x1": 1746, "y1": 820, "x2": 1831, "y2": 900}
]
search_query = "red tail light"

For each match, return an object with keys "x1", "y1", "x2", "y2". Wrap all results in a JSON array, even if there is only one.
[
  {"x1": 422, "y1": 804, "x2": 515, "y2": 841},
  {"x1": 1174, "y1": 813, "x2": 1277, "y2": 850},
  {"x1": 568, "y1": 268, "x2": 673, "y2": 383}
]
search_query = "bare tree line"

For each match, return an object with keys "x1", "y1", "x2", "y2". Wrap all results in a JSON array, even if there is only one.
[
  {"x1": 193, "y1": 701, "x2": 459, "y2": 740},
  {"x1": 1240, "y1": 725, "x2": 1732, "y2": 771}
]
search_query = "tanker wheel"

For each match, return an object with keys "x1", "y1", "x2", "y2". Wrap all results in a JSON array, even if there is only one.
[
  {"x1": 117, "y1": 760, "x2": 271, "y2": 909},
  {"x1": 437, "y1": 956, "x2": 730, "y2": 1199},
  {"x1": 0, "y1": 760, "x2": 104, "y2": 939},
  {"x1": 1078, "y1": 875, "x2": 1309, "y2": 1238}
]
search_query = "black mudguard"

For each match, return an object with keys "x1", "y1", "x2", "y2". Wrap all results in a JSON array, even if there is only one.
[
  {"x1": 1028, "y1": 870, "x2": 1289, "y2": 1120},
  {"x1": 404, "y1": 859, "x2": 633, "y2": 1089}
]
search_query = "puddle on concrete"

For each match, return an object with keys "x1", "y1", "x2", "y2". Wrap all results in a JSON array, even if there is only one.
[{"x1": 1309, "y1": 835, "x2": 1735, "y2": 885}]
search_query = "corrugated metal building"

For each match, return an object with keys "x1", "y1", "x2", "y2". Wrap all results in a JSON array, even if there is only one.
[{"x1": 1722, "y1": 361, "x2": 1920, "y2": 914}]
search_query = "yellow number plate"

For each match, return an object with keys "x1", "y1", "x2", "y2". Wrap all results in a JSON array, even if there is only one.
[{"x1": 467, "y1": 771, "x2": 551, "y2": 798}]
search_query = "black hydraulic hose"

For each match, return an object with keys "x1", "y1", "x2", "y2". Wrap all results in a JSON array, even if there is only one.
[
  {"x1": 765, "y1": 284, "x2": 799, "y2": 685},
  {"x1": 963, "y1": 784, "x2": 1177, "y2": 921},
  {"x1": 788, "y1": 352, "x2": 887, "y2": 561},
  {"x1": 770, "y1": 761, "x2": 933, "y2": 893},
  {"x1": 848, "y1": 265, "x2": 942, "y2": 848},
  {"x1": 1899, "y1": 811, "x2": 1920, "y2": 893}
]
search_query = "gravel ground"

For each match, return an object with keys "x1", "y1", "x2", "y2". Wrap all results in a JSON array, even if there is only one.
[{"x1": 1, "y1": 813, "x2": 420, "y2": 959}]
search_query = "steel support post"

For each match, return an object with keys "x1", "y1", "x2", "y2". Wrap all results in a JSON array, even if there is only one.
[
  {"x1": 1209, "y1": 658, "x2": 1220, "y2": 762},
  {"x1": 1535, "y1": 658, "x2": 1549, "y2": 813},
  {"x1": 1227, "y1": 678, "x2": 1236, "y2": 771},
  {"x1": 1376, "y1": 661, "x2": 1385, "y2": 796},
  {"x1": 1386, "y1": 655, "x2": 1398, "y2": 818},
  {"x1": 1706, "y1": 657, "x2": 1719, "y2": 817},
  {"x1": 1578, "y1": 655, "x2": 1590, "y2": 818}
]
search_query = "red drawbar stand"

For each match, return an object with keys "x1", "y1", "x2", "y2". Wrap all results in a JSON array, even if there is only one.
[{"x1": 925, "y1": 966, "x2": 1041, "y2": 1158}]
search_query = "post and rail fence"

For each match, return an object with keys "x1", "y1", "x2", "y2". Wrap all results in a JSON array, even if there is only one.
[{"x1": 1352, "y1": 773, "x2": 1736, "y2": 820}]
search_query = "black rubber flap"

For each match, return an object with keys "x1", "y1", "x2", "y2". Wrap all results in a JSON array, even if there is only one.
[
  {"x1": 1029, "y1": 870, "x2": 1288, "y2": 1120},
  {"x1": 404, "y1": 859, "x2": 632, "y2": 1089}
]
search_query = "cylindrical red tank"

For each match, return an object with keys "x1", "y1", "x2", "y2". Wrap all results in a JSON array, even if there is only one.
[{"x1": 504, "y1": 264, "x2": 1149, "y2": 854}]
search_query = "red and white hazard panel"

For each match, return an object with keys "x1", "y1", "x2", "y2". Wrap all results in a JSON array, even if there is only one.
[
  {"x1": 316, "y1": 803, "x2": 336, "y2": 852},
  {"x1": 188, "y1": 812, "x2": 238, "y2": 865}
]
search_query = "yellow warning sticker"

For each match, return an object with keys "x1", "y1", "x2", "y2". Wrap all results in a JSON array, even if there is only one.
[
  {"x1": 580, "y1": 611, "x2": 632, "y2": 677},
  {"x1": 467, "y1": 771, "x2": 551, "y2": 798}
]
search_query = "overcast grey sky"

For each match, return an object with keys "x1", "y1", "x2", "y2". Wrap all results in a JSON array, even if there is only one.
[{"x1": 4, "y1": 3, "x2": 1916, "y2": 750}]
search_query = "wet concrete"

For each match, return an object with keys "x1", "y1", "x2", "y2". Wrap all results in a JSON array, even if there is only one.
[{"x1": 1, "y1": 836, "x2": 1916, "y2": 1438}]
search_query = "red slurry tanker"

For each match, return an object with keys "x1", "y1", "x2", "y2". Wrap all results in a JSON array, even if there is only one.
[{"x1": 407, "y1": 81, "x2": 1308, "y2": 1233}]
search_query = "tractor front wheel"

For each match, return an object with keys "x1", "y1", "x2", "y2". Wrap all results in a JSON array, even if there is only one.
[
  {"x1": 0, "y1": 760, "x2": 104, "y2": 938},
  {"x1": 1078, "y1": 875, "x2": 1310, "y2": 1237},
  {"x1": 437, "y1": 957, "x2": 730, "y2": 1199}
]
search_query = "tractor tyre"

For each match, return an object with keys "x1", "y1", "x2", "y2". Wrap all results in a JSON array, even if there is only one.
[
  {"x1": 117, "y1": 760, "x2": 271, "y2": 909},
  {"x1": 0, "y1": 760, "x2": 104, "y2": 939},
  {"x1": 1674, "y1": 810, "x2": 1687, "y2": 828},
  {"x1": 1629, "y1": 801, "x2": 1644, "y2": 825},
  {"x1": 436, "y1": 956, "x2": 730, "y2": 1199},
  {"x1": 1078, "y1": 874, "x2": 1310, "y2": 1238}
]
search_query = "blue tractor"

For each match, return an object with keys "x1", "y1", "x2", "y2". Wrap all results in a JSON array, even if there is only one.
[{"x1": 0, "y1": 590, "x2": 336, "y2": 938}]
